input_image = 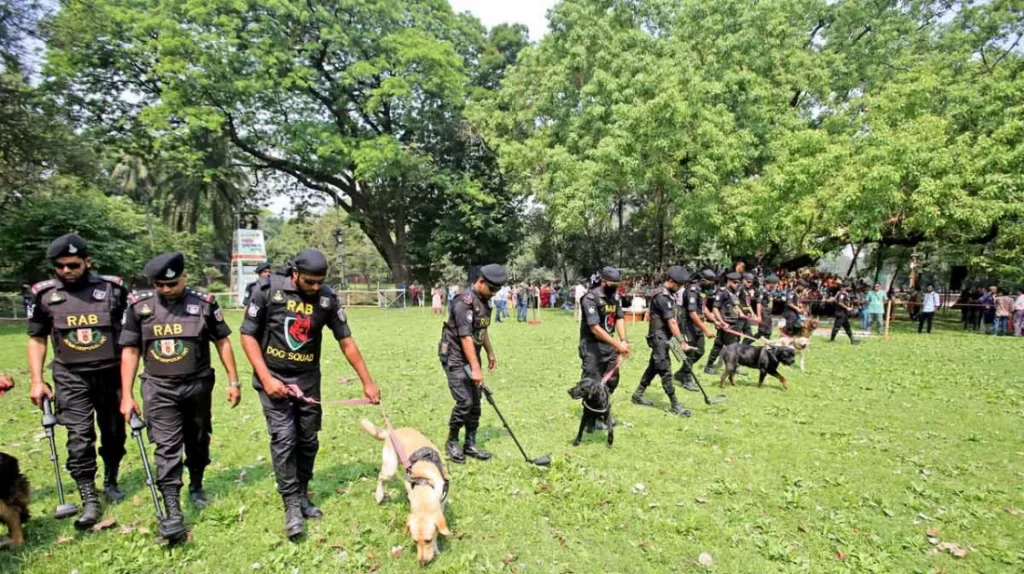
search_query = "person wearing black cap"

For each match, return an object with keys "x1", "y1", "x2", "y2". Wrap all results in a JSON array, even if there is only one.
[
  {"x1": 439, "y1": 263, "x2": 506, "y2": 463},
  {"x1": 755, "y1": 275, "x2": 780, "y2": 339},
  {"x1": 118, "y1": 252, "x2": 240, "y2": 542},
  {"x1": 239, "y1": 249, "x2": 380, "y2": 540},
  {"x1": 242, "y1": 261, "x2": 273, "y2": 306},
  {"x1": 631, "y1": 266, "x2": 692, "y2": 416},
  {"x1": 704, "y1": 272, "x2": 743, "y2": 374},
  {"x1": 783, "y1": 281, "x2": 808, "y2": 336},
  {"x1": 829, "y1": 282, "x2": 859, "y2": 345},
  {"x1": 673, "y1": 269, "x2": 718, "y2": 391},
  {"x1": 736, "y1": 272, "x2": 759, "y2": 344},
  {"x1": 26, "y1": 234, "x2": 129, "y2": 529},
  {"x1": 577, "y1": 267, "x2": 630, "y2": 427}
]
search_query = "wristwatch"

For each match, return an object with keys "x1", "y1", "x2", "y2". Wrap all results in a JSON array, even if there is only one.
[{"x1": 228, "y1": 381, "x2": 241, "y2": 389}]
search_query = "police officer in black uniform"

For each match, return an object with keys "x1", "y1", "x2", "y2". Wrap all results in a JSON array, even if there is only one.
[
  {"x1": 704, "y1": 272, "x2": 743, "y2": 374},
  {"x1": 119, "y1": 252, "x2": 241, "y2": 542},
  {"x1": 239, "y1": 249, "x2": 380, "y2": 540},
  {"x1": 737, "y1": 272, "x2": 758, "y2": 343},
  {"x1": 783, "y1": 281, "x2": 808, "y2": 336},
  {"x1": 577, "y1": 267, "x2": 630, "y2": 429},
  {"x1": 242, "y1": 261, "x2": 272, "y2": 306},
  {"x1": 830, "y1": 281, "x2": 860, "y2": 345},
  {"x1": 631, "y1": 266, "x2": 691, "y2": 416},
  {"x1": 440, "y1": 264, "x2": 507, "y2": 463},
  {"x1": 755, "y1": 275, "x2": 779, "y2": 339},
  {"x1": 27, "y1": 234, "x2": 128, "y2": 529},
  {"x1": 673, "y1": 269, "x2": 718, "y2": 392}
]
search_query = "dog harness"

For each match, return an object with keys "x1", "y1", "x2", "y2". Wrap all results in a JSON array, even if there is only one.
[{"x1": 407, "y1": 446, "x2": 449, "y2": 504}]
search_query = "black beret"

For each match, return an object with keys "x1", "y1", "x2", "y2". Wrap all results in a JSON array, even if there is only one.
[
  {"x1": 46, "y1": 234, "x2": 88, "y2": 259},
  {"x1": 144, "y1": 252, "x2": 185, "y2": 281},
  {"x1": 742, "y1": 272, "x2": 755, "y2": 281},
  {"x1": 479, "y1": 263, "x2": 508, "y2": 286},
  {"x1": 600, "y1": 267, "x2": 621, "y2": 282},
  {"x1": 764, "y1": 275, "x2": 780, "y2": 283},
  {"x1": 700, "y1": 269, "x2": 717, "y2": 281},
  {"x1": 725, "y1": 272, "x2": 742, "y2": 281},
  {"x1": 666, "y1": 265, "x2": 689, "y2": 284},
  {"x1": 254, "y1": 261, "x2": 272, "y2": 274},
  {"x1": 293, "y1": 249, "x2": 329, "y2": 275}
]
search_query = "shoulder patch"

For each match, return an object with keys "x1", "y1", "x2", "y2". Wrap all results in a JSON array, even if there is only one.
[
  {"x1": 128, "y1": 290, "x2": 154, "y2": 305},
  {"x1": 32, "y1": 279, "x2": 58, "y2": 295},
  {"x1": 188, "y1": 289, "x2": 214, "y2": 303},
  {"x1": 462, "y1": 293, "x2": 473, "y2": 305},
  {"x1": 98, "y1": 275, "x2": 124, "y2": 287}
]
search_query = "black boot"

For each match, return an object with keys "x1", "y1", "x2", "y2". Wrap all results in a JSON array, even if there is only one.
[
  {"x1": 668, "y1": 396, "x2": 692, "y2": 418},
  {"x1": 283, "y1": 495, "x2": 304, "y2": 540},
  {"x1": 703, "y1": 365, "x2": 718, "y2": 375},
  {"x1": 463, "y1": 432, "x2": 491, "y2": 461},
  {"x1": 73, "y1": 481, "x2": 102, "y2": 530},
  {"x1": 445, "y1": 440, "x2": 465, "y2": 464},
  {"x1": 158, "y1": 489, "x2": 188, "y2": 543},
  {"x1": 188, "y1": 469, "x2": 208, "y2": 508},
  {"x1": 679, "y1": 372, "x2": 699, "y2": 393},
  {"x1": 631, "y1": 385, "x2": 654, "y2": 406},
  {"x1": 103, "y1": 463, "x2": 125, "y2": 502},
  {"x1": 298, "y1": 483, "x2": 323, "y2": 519}
]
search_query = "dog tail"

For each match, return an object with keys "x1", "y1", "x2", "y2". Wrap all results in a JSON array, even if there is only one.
[{"x1": 359, "y1": 418, "x2": 388, "y2": 441}]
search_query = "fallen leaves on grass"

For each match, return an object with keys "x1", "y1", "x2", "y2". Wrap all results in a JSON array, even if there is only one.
[
  {"x1": 501, "y1": 553, "x2": 516, "y2": 565},
  {"x1": 91, "y1": 517, "x2": 117, "y2": 531},
  {"x1": 698, "y1": 552, "x2": 713, "y2": 567},
  {"x1": 696, "y1": 497, "x2": 708, "y2": 504},
  {"x1": 56, "y1": 535, "x2": 74, "y2": 544},
  {"x1": 835, "y1": 552, "x2": 846, "y2": 561},
  {"x1": 132, "y1": 495, "x2": 142, "y2": 507},
  {"x1": 930, "y1": 542, "x2": 968, "y2": 558},
  {"x1": 390, "y1": 546, "x2": 404, "y2": 559}
]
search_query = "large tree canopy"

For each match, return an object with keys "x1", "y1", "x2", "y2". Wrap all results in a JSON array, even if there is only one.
[
  {"x1": 475, "y1": 0, "x2": 1023, "y2": 273},
  {"x1": 46, "y1": 0, "x2": 529, "y2": 282}
]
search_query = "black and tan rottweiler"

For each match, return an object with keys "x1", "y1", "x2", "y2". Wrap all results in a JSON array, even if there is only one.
[{"x1": 719, "y1": 344, "x2": 796, "y2": 390}]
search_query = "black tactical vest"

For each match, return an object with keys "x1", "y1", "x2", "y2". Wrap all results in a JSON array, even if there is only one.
[
  {"x1": 719, "y1": 287, "x2": 740, "y2": 323},
  {"x1": 134, "y1": 290, "x2": 210, "y2": 378},
  {"x1": 648, "y1": 286, "x2": 675, "y2": 338},
  {"x1": 34, "y1": 276, "x2": 121, "y2": 366},
  {"x1": 261, "y1": 275, "x2": 335, "y2": 374}
]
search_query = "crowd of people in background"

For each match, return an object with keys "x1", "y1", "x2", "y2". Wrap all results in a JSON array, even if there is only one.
[{"x1": 406, "y1": 270, "x2": 1024, "y2": 337}]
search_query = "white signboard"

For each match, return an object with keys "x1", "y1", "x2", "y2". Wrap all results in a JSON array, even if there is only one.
[{"x1": 231, "y1": 229, "x2": 267, "y2": 306}]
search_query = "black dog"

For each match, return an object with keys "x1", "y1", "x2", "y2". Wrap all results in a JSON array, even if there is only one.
[
  {"x1": 567, "y1": 378, "x2": 613, "y2": 446},
  {"x1": 719, "y1": 344, "x2": 796, "y2": 390},
  {"x1": 0, "y1": 452, "x2": 31, "y2": 548}
]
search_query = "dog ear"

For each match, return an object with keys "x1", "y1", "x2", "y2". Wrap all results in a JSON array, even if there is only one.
[{"x1": 435, "y1": 512, "x2": 452, "y2": 537}]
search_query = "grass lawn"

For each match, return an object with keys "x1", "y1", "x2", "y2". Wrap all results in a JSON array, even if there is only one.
[{"x1": 0, "y1": 309, "x2": 1021, "y2": 573}]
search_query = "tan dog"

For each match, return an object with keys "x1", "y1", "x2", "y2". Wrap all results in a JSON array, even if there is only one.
[
  {"x1": 360, "y1": 419, "x2": 451, "y2": 566},
  {"x1": 768, "y1": 336, "x2": 811, "y2": 371}
]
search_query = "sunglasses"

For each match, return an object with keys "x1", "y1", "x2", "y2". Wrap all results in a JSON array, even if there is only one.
[
  {"x1": 53, "y1": 262, "x2": 83, "y2": 271},
  {"x1": 153, "y1": 279, "x2": 181, "y2": 288},
  {"x1": 298, "y1": 276, "x2": 324, "y2": 287}
]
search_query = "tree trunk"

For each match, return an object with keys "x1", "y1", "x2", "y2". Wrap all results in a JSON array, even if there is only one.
[
  {"x1": 358, "y1": 216, "x2": 410, "y2": 285},
  {"x1": 873, "y1": 244, "x2": 886, "y2": 284},
  {"x1": 845, "y1": 243, "x2": 862, "y2": 279}
]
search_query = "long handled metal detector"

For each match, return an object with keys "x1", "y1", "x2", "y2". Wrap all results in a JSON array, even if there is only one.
[
  {"x1": 690, "y1": 372, "x2": 728, "y2": 405},
  {"x1": 41, "y1": 397, "x2": 79, "y2": 519},
  {"x1": 129, "y1": 412, "x2": 164, "y2": 521},
  {"x1": 480, "y1": 384, "x2": 550, "y2": 467},
  {"x1": 669, "y1": 340, "x2": 727, "y2": 405}
]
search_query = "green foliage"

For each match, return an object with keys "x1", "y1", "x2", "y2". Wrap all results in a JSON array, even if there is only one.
[
  {"x1": 0, "y1": 312, "x2": 1022, "y2": 572},
  {"x1": 476, "y1": 0, "x2": 1024, "y2": 274},
  {"x1": 0, "y1": 184, "x2": 213, "y2": 282},
  {"x1": 264, "y1": 210, "x2": 388, "y2": 284},
  {"x1": 45, "y1": 0, "x2": 529, "y2": 283}
]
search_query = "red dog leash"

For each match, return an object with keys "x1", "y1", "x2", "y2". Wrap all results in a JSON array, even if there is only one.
[{"x1": 602, "y1": 356, "x2": 625, "y2": 384}]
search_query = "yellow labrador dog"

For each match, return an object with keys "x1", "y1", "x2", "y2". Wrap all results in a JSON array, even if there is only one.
[
  {"x1": 360, "y1": 419, "x2": 451, "y2": 565},
  {"x1": 767, "y1": 336, "x2": 811, "y2": 371}
]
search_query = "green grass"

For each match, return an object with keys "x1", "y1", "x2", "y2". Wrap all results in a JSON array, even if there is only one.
[{"x1": 0, "y1": 310, "x2": 1021, "y2": 573}]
